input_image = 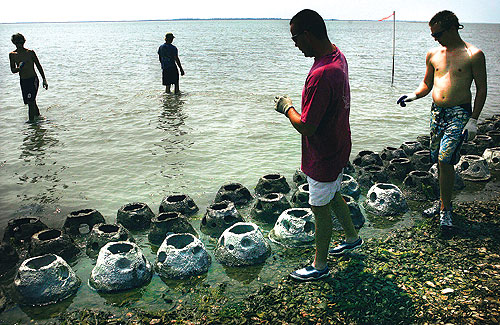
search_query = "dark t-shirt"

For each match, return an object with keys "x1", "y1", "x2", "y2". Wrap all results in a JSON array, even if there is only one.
[
  {"x1": 300, "y1": 46, "x2": 352, "y2": 182},
  {"x1": 158, "y1": 43, "x2": 178, "y2": 69}
]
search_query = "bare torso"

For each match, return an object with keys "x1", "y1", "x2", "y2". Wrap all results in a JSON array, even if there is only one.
[
  {"x1": 429, "y1": 42, "x2": 478, "y2": 107},
  {"x1": 9, "y1": 48, "x2": 37, "y2": 79}
]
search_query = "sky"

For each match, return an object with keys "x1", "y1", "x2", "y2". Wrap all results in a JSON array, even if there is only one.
[{"x1": 0, "y1": 0, "x2": 498, "y2": 24}]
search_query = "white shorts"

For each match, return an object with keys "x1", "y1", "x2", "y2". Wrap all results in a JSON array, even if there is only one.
[{"x1": 307, "y1": 171, "x2": 343, "y2": 207}]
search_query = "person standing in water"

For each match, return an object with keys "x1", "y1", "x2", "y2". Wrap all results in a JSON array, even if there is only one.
[
  {"x1": 9, "y1": 33, "x2": 48, "y2": 122},
  {"x1": 397, "y1": 10, "x2": 487, "y2": 234},
  {"x1": 274, "y1": 9, "x2": 362, "y2": 281},
  {"x1": 158, "y1": 33, "x2": 185, "y2": 94}
]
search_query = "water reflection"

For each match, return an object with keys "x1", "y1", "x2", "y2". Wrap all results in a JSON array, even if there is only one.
[
  {"x1": 17, "y1": 121, "x2": 65, "y2": 205},
  {"x1": 158, "y1": 94, "x2": 187, "y2": 135},
  {"x1": 222, "y1": 263, "x2": 264, "y2": 284}
]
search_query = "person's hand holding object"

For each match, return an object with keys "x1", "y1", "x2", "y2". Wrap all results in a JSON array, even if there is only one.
[
  {"x1": 463, "y1": 118, "x2": 478, "y2": 141},
  {"x1": 396, "y1": 93, "x2": 417, "y2": 107},
  {"x1": 274, "y1": 96, "x2": 293, "y2": 116}
]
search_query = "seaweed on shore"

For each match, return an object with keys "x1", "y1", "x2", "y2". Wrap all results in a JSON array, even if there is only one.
[{"x1": 54, "y1": 195, "x2": 500, "y2": 324}]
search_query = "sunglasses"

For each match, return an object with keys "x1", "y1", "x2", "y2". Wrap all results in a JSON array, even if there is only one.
[
  {"x1": 291, "y1": 30, "x2": 305, "y2": 42},
  {"x1": 431, "y1": 28, "x2": 448, "y2": 39}
]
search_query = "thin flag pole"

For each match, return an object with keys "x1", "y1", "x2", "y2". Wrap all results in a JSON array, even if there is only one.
[{"x1": 391, "y1": 11, "x2": 396, "y2": 86}]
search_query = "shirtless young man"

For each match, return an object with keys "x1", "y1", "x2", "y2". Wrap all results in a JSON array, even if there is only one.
[
  {"x1": 9, "y1": 33, "x2": 48, "y2": 122},
  {"x1": 397, "y1": 10, "x2": 487, "y2": 233}
]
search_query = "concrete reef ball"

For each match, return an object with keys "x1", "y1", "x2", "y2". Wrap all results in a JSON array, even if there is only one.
[
  {"x1": 400, "y1": 141, "x2": 425, "y2": 156},
  {"x1": 291, "y1": 183, "x2": 310, "y2": 208},
  {"x1": 250, "y1": 192, "x2": 291, "y2": 224},
  {"x1": 357, "y1": 164, "x2": 389, "y2": 189},
  {"x1": 3, "y1": 217, "x2": 48, "y2": 247},
  {"x1": 386, "y1": 157, "x2": 414, "y2": 182},
  {"x1": 14, "y1": 254, "x2": 81, "y2": 306},
  {"x1": 364, "y1": 183, "x2": 408, "y2": 216},
  {"x1": 335, "y1": 195, "x2": 365, "y2": 230},
  {"x1": 214, "y1": 183, "x2": 253, "y2": 207},
  {"x1": 200, "y1": 201, "x2": 244, "y2": 238},
  {"x1": 410, "y1": 150, "x2": 432, "y2": 171},
  {"x1": 456, "y1": 155, "x2": 491, "y2": 182},
  {"x1": 86, "y1": 223, "x2": 135, "y2": 258},
  {"x1": 90, "y1": 241, "x2": 152, "y2": 293},
  {"x1": 29, "y1": 228, "x2": 80, "y2": 262},
  {"x1": 353, "y1": 150, "x2": 383, "y2": 167},
  {"x1": 215, "y1": 222, "x2": 271, "y2": 267},
  {"x1": 149, "y1": 212, "x2": 197, "y2": 245},
  {"x1": 268, "y1": 208, "x2": 315, "y2": 248},
  {"x1": 340, "y1": 174, "x2": 361, "y2": 200},
  {"x1": 117, "y1": 202, "x2": 154, "y2": 231},
  {"x1": 156, "y1": 233, "x2": 211, "y2": 279},
  {"x1": 255, "y1": 173, "x2": 291, "y2": 196},
  {"x1": 159, "y1": 194, "x2": 199, "y2": 216},
  {"x1": 380, "y1": 146, "x2": 408, "y2": 162},
  {"x1": 483, "y1": 147, "x2": 500, "y2": 170},
  {"x1": 63, "y1": 209, "x2": 105, "y2": 236},
  {"x1": 402, "y1": 170, "x2": 440, "y2": 201},
  {"x1": 293, "y1": 169, "x2": 308, "y2": 186}
]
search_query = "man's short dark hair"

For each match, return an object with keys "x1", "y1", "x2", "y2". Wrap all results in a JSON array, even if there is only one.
[
  {"x1": 290, "y1": 9, "x2": 328, "y2": 40},
  {"x1": 429, "y1": 10, "x2": 464, "y2": 31},
  {"x1": 11, "y1": 33, "x2": 25, "y2": 44}
]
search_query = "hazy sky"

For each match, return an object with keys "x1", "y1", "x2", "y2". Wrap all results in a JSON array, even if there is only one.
[{"x1": 1, "y1": 0, "x2": 498, "y2": 24}]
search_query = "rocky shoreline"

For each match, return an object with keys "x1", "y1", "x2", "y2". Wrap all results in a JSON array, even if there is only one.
[{"x1": 47, "y1": 193, "x2": 500, "y2": 324}]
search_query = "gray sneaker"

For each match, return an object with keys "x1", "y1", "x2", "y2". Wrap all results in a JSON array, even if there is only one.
[{"x1": 439, "y1": 210, "x2": 454, "y2": 230}]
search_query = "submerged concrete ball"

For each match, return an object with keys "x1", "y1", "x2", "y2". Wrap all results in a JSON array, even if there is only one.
[
  {"x1": 402, "y1": 170, "x2": 439, "y2": 201},
  {"x1": 353, "y1": 150, "x2": 383, "y2": 167},
  {"x1": 255, "y1": 173, "x2": 291, "y2": 195},
  {"x1": 200, "y1": 201, "x2": 244, "y2": 238},
  {"x1": 456, "y1": 155, "x2": 491, "y2": 181},
  {"x1": 357, "y1": 165, "x2": 389, "y2": 189},
  {"x1": 159, "y1": 194, "x2": 199, "y2": 216},
  {"x1": 380, "y1": 146, "x2": 407, "y2": 163},
  {"x1": 250, "y1": 192, "x2": 291, "y2": 224},
  {"x1": 410, "y1": 150, "x2": 432, "y2": 171},
  {"x1": 483, "y1": 147, "x2": 500, "y2": 170},
  {"x1": 3, "y1": 217, "x2": 48, "y2": 247},
  {"x1": 29, "y1": 229, "x2": 80, "y2": 262},
  {"x1": 215, "y1": 222, "x2": 271, "y2": 267},
  {"x1": 14, "y1": 254, "x2": 80, "y2": 306},
  {"x1": 340, "y1": 174, "x2": 361, "y2": 200},
  {"x1": 268, "y1": 208, "x2": 315, "y2": 248},
  {"x1": 156, "y1": 233, "x2": 211, "y2": 279},
  {"x1": 400, "y1": 141, "x2": 425, "y2": 156},
  {"x1": 117, "y1": 202, "x2": 154, "y2": 231},
  {"x1": 86, "y1": 223, "x2": 134, "y2": 258},
  {"x1": 90, "y1": 241, "x2": 152, "y2": 292},
  {"x1": 291, "y1": 183, "x2": 310, "y2": 208},
  {"x1": 364, "y1": 183, "x2": 408, "y2": 216},
  {"x1": 293, "y1": 169, "x2": 308, "y2": 186},
  {"x1": 149, "y1": 212, "x2": 197, "y2": 245},
  {"x1": 386, "y1": 158, "x2": 414, "y2": 182},
  {"x1": 63, "y1": 209, "x2": 105, "y2": 236},
  {"x1": 214, "y1": 183, "x2": 253, "y2": 207}
]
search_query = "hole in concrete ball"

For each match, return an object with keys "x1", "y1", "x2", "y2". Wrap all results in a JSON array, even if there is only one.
[
  {"x1": 108, "y1": 243, "x2": 133, "y2": 254},
  {"x1": 223, "y1": 215, "x2": 238, "y2": 224},
  {"x1": 289, "y1": 210, "x2": 308, "y2": 218},
  {"x1": 38, "y1": 229, "x2": 61, "y2": 241},
  {"x1": 212, "y1": 203, "x2": 228, "y2": 211},
  {"x1": 124, "y1": 203, "x2": 143, "y2": 212},
  {"x1": 57, "y1": 266, "x2": 69, "y2": 280},
  {"x1": 370, "y1": 192, "x2": 377, "y2": 202},
  {"x1": 228, "y1": 244, "x2": 234, "y2": 250},
  {"x1": 167, "y1": 234, "x2": 194, "y2": 249},
  {"x1": 230, "y1": 224, "x2": 254, "y2": 235},
  {"x1": 99, "y1": 224, "x2": 119, "y2": 233},
  {"x1": 224, "y1": 184, "x2": 240, "y2": 191},
  {"x1": 158, "y1": 212, "x2": 177, "y2": 221},
  {"x1": 158, "y1": 252, "x2": 167, "y2": 263},
  {"x1": 27, "y1": 255, "x2": 57, "y2": 270},
  {"x1": 241, "y1": 237, "x2": 252, "y2": 248},
  {"x1": 168, "y1": 195, "x2": 186, "y2": 203},
  {"x1": 116, "y1": 257, "x2": 131, "y2": 269},
  {"x1": 304, "y1": 221, "x2": 314, "y2": 233},
  {"x1": 92, "y1": 242, "x2": 99, "y2": 251},
  {"x1": 193, "y1": 246, "x2": 202, "y2": 255},
  {"x1": 264, "y1": 174, "x2": 280, "y2": 180},
  {"x1": 265, "y1": 193, "x2": 279, "y2": 200}
]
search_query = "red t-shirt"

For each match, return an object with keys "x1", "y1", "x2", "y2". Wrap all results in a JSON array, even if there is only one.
[{"x1": 300, "y1": 46, "x2": 351, "y2": 182}]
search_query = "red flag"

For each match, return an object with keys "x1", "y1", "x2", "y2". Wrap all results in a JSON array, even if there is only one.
[{"x1": 379, "y1": 12, "x2": 395, "y2": 21}]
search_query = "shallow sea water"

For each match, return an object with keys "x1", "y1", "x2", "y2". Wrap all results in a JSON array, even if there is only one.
[{"x1": 0, "y1": 20, "x2": 499, "y2": 322}]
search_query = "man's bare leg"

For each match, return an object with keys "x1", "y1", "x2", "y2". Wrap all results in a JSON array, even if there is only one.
[
  {"x1": 438, "y1": 161, "x2": 455, "y2": 210},
  {"x1": 311, "y1": 202, "x2": 333, "y2": 270},
  {"x1": 28, "y1": 101, "x2": 40, "y2": 122},
  {"x1": 330, "y1": 191, "x2": 358, "y2": 243}
]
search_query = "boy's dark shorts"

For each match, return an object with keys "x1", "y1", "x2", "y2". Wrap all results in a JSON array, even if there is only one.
[
  {"x1": 20, "y1": 76, "x2": 39, "y2": 104},
  {"x1": 162, "y1": 67, "x2": 179, "y2": 85}
]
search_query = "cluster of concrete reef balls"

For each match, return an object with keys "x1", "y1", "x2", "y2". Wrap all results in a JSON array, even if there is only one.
[{"x1": 1, "y1": 114, "x2": 500, "y2": 307}]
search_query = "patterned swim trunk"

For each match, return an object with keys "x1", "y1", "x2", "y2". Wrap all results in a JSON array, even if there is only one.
[{"x1": 429, "y1": 102, "x2": 472, "y2": 165}]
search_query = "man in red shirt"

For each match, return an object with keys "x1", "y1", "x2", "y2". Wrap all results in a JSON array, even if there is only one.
[{"x1": 274, "y1": 9, "x2": 362, "y2": 281}]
